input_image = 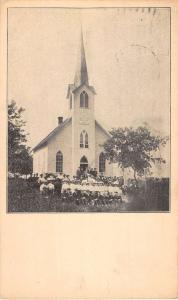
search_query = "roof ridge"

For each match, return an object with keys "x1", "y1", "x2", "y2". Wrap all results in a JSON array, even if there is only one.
[
  {"x1": 95, "y1": 119, "x2": 111, "y2": 138},
  {"x1": 33, "y1": 117, "x2": 72, "y2": 152}
]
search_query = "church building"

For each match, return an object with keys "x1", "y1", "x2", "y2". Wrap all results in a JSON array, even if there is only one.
[{"x1": 32, "y1": 31, "x2": 114, "y2": 176}]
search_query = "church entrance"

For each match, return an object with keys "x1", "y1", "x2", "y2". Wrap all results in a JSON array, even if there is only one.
[{"x1": 80, "y1": 156, "x2": 88, "y2": 172}]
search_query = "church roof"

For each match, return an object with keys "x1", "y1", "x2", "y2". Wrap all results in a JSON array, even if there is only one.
[
  {"x1": 66, "y1": 83, "x2": 96, "y2": 98},
  {"x1": 72, "y1": 83, "x2": 96, "y2": 94},
  {"x1": 33, "y1": 118, "x2": 110, "y2": 153},
  {"x1": 74, "y1": 30, "x2": 89, "y2": 88},
  {"x1": 32, "y1": 117, "x2": 72, "y2": 152},
  {"x1": 95, "y1": 120, "x2": 111, "y2": 138}
]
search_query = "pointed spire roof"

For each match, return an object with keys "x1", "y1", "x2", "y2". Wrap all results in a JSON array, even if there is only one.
[{"x1": 74, "y1": 29, "x2": 89, "y2": 87}]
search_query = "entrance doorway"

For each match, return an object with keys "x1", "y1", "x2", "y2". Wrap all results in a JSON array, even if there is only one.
[{"x1": 80, "y1": 156, "x2": 88, "y2": 172}]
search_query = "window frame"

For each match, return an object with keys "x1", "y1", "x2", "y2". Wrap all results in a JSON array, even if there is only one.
[
  {"x1": 99, "y1": 152, "x2": 106, "y2": 173},
  {"x1": 85, "y1": 132, "x2": 88, "y2": 148},
  {"x1": 80, "y1": 130, "x2": 89, "y2": 148},
  {"x1": 56, "y1": 151, "x2": 63, "y2": 173},
  {"x1": 80, "y1": 91, "x2": 89, "y2": 109},
  {"x1": 80, "y1": 132, "x2": 84, "y2": 148}
]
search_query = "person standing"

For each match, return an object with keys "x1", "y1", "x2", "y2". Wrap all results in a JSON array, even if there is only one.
[
  {"x1": 93, "y1": 168, "x2": 97, "y2": 178},
  {"x1": 76, "y1": 167, "x2": 81, "y2": 179},
  {"x1": 55, "y1": 177, "x2": 62, "y2": 197}
]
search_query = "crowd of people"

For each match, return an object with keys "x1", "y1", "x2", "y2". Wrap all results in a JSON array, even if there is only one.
[{"x1": 25, "y1": 171, "x2": 126, "y2": 206}]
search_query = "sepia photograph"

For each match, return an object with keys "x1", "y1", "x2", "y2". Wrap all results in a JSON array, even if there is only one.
[{"x1": 8, "y1": 7, "x2": 170, "y2": 212}]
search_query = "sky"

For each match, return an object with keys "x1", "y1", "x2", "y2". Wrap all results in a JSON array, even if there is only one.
[{"x1": 8, "y1": 7, "x2": 170, "y2": 149}]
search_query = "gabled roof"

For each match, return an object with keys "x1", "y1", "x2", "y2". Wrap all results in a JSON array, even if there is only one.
[
  {"x1": 33, "y1": 117, "x2": 110, "y2": 153},
  {"x1": 95, "y1": 119, "x2": 111, "y2": 138},
  {"x1": 33, "y1": 117, "x2": 72, "y2": 152},
  {"x1": 66, "y1": 83, "x2": 96, "y2": 99},
  {"x1": 73, "y1": 83, "x2": 96, "y2": 95}
]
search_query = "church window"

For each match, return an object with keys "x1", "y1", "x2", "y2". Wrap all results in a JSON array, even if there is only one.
[
  {"x1": 80, "y1": 93, "x2": 84, "y2": 107},
  {"x1": 56, "y1": 151, "x2": 63, "y2": 173},
  {"x1": 80, "y1": 91, "x2": 89, "y2": 108},
  {"x1": 85, "y1": 95, "x2": 88, "y2": 108},
  {"x1": 99, "y1": 152, "x2": 105, "y2": 173},
  {"x1": 70, "y1": 95, "x2": 72, "y2": 109},
  {"x1": 80, "y1": 130, "x2": 89, "y2": 148},
  {"x1": 85, "y1": 132, "x2": 88, "y2": 148},
  {"x1": 80, "y1": 132, "x2": 84, "y2": 148}
]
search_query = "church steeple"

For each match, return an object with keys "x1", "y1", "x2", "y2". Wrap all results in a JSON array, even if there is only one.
[
  {"x1": 66, "y1": 28, "x2": 95, "y2": 100},
  {"x1": 74, "y1": 29, "x2": 89, "y2": 87}
]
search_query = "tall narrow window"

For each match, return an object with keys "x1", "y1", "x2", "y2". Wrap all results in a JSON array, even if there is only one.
[
  {"x1": 99, "y1": 152, "x2": 105, "y2": 173},
  {"x1": 70, "y1": 95, "x2": 72, "y2": 109},
  {"x1": 80, "y1": 91, "x2": 89, "y2": 108},
  {"x1": 56, "y1": 151, "x2": 63, "y2": 173},
  {"x1": 80, "y1": 132, "x2": 84, "y2": 148},
  {"x1": 85, "y1": 132, "x2": 88, "y2": 148},
  {"x1": 80, "y1": 130, "x2": 89, "y2": 148},
  {"x1": 80, "y1": 93, "x2": 84, "y2": 107},
  {"x1": 85, "y1": 94, "x2": 88, "y2": 108}
]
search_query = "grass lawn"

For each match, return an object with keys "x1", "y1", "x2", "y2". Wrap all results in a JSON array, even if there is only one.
[{"x1": 8, "y1": 178, "x2": 169, "y2": 212}]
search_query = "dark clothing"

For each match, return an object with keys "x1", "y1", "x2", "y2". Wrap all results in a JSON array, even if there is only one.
[
  {"x1": 93, "y1": 170, "x2": 97, "y2": 178},
  {"x1": 76, "y1": 169, "x2": 81, "y2": 178},
  {"x1": 55, "y1": 179, "x2": 62, "y2": 196}
]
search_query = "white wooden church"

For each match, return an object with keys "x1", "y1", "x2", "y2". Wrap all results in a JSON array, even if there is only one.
[{"x1": 33, "y1": 31, "x2": 114, "y2": 176}]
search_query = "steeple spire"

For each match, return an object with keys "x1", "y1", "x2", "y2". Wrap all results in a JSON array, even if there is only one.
[{"x1": 74, "y1": 29, "x2": 89, "y2": 87}]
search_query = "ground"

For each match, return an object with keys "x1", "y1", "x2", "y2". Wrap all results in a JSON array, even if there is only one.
[{"x1": 8, "y1": 178, "x2": 169, "y2": 212}]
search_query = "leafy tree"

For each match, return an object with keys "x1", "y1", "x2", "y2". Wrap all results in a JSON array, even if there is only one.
[
  {"x1": 103, "y1": 126, "x2": 168, "y2": 181},
  {"x1": 8, "y1": 100, "x2": 32, "y2": 175}
]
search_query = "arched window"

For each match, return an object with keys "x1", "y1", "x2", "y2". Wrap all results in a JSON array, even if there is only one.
[
  {"x1": 99, "y1": 152, "x2": 105, "y2": 173},
  {"x1": 56, "y1": 151, "x2": 63, "y2": 173},
  {"x1": 85, "y1": 132, "x2": 88, "y2": 148},
  {"x1": 80, "y1": 93, "x2": 84, "y2": 107},
  {"x1": 80, "y1": 91, "x2": 89, "y2": 108},
  {"x1": 70, "y1": 94, "x2": 72, "y2": 109},
  {"x1": 80, "y1": 132, "x2": 84, "y2": 148},
  {"x1": 80, "y1": 130, "x2": 89, "y2": 148},
  {"x1": 85, "y1": 95, "x2": 88, "y2": 108}
]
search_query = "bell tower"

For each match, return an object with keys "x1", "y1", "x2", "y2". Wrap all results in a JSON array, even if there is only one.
[{"x1": 66, "y1": 29, "x2": 96, "y2": 175}]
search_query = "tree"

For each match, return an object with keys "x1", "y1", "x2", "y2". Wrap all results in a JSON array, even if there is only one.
[
  {"x1": 103, "y1": 126, "x2": 168, "y2": 181},
  {"x1": 8, "y1": 100, "x2": 32, "y2": 175}
]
